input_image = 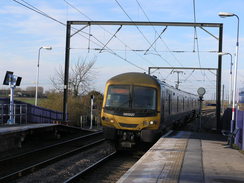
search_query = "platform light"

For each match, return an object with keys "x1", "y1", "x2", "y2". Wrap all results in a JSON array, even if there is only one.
[
  {"x1": 42, "y1": 46, "x2": 52, "y2": 50},
  {"x1": 219, "y1": 12, "x2": 239, "y2": 138},
  {"x1": 218, "y1": 12, "x2": 235, "y2": 18},
  {"x1": 218, "y1": 52, "x2": 233, "y2": 106},
  {"x1": 35, "y1": 46, "x2": 52, "y2": 106}
]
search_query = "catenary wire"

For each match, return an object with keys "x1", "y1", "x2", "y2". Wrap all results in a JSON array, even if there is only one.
[
  {"x1": 12, "y1": 0, "x2": 146, "y2": 71},
  {"x1": 114, "y1": 0, "x2": 173, "y2": 67},
  {"x1": 192, "y1": 0, "x2": 204, "y2": 78},
  {"x1": 63, "y1": 0, "x2": 156, "y2": 67},
  {"x1": 135, "y1": 0, "x2": 184, "y2": 67}
]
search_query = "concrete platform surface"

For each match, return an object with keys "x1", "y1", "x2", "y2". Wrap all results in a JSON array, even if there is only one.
[
  {"x1": 0, "y1": 123, "x2": 57, "y2": 135},
  {"x1": 117, "y1": 131, "x2": 244, "y2": 183}
]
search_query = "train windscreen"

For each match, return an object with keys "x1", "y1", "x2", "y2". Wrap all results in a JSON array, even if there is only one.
[
  {"x1": 105, "y1": 85, "x2": 156, "y2": 110},
  {"x1": 133, "y1": 86, "x2": 156, "y2": 110},
  {"x1": 105, "y1": 85, "x2": 130, "y2": 108}
]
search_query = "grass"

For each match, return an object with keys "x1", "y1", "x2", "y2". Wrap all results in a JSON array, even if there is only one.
[
  {"x1": 15, "y1": 97, "x2": 46, "y2": 105},
  {"x1": 16, "y1": 97, "x2": 35, "y2": 105}
]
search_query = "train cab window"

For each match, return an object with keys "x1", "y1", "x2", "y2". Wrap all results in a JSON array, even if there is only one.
[
  {"x1": 132, "y1": 86, "x2": 156, "y2": 110},
  {"x1": 105, "y1": 85, "x2": 130, "y2": 108}
]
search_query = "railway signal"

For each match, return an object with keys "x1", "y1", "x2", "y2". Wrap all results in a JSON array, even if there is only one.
[
  {"x1": 197, "y1": 87, "x2": 206, "y2": 130},
  {"x1": 90, "y1": 95, "x2": 94, "y2": 129},
  {"x1": 3, "y1": 71, "x2": 22, "y2": 125}
]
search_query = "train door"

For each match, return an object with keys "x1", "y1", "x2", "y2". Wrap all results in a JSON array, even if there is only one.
[
  {"x1": 160, "y1": 87, "x2": 165, "y2": 126},
  {"x1": 172, "y1": 92, "x2": 176, "y2": 114},
  {"x1": 177, "y1": 96, "x2": 179, "y2": 113},
  {"x1": 168, "y1": 93, "x2": 171, "y2": 115},
  {"x1": 180, "y1": 95, "x2": 183, "y2": 112},
  {"x1": 164, "y1": 89, "x2": 170, "y2": 118},
  {"x1": 183, "y1": 97, "x2": 185, "y2": 112}
]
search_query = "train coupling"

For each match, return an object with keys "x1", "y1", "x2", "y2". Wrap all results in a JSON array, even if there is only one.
[{"x1": 119, "y1": 131, "x2": 136, "y2": 148}]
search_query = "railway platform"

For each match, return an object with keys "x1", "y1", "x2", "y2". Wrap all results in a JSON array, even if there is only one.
[
  {"x1": 118, "y1": 130, "x2": 244, "y2": 183},
  {"x1": 0, "y1": 123, "x2": 59, "y2": 153},
  {"x1": 0, "y1": 123, "x2": 92, "y2": 156},
  {"x1": 0, "y1": 123, "x2": 57, "y2": 135}
]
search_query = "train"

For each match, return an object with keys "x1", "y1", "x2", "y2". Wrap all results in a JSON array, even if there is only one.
[{"x1": 101, "y1": 72, "x2": 199, "y2": 148}]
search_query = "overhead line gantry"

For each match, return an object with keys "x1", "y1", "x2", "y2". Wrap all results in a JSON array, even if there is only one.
[{"x1": 63, "y1": 20, "x2": 223, "y2": 131}]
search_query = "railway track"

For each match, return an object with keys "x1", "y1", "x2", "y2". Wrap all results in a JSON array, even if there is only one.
[
  {"x1": 0, "y1": 131, "x2": 105, "y2": 182},
  {"x1": 63, "y1": 142, "x2": 151, "y2": 183},
  {"x1": 64, "y1": 151, "x2": 117, "y2": 183}
]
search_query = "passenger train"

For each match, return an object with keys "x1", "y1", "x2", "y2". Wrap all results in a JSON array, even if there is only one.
[{"x1": 101, "y1": 72, "x2": 199, "y2": 148}]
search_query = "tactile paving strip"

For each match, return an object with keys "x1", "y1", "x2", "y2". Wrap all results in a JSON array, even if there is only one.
[
  {"x1": 156, "y1": 132, "x2": 190, "y2": 183},
  {"x1": 117, "y1": 131, "x2": 191, "y2": 183}
]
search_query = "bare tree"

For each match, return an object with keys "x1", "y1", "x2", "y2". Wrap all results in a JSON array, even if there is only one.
[{"x1": 50, "y1": 57, "x2": 96, "y2": 96}]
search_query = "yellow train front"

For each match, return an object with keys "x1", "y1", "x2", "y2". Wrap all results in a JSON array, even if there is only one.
[{"x1": 101, "y1": 72, "x2": 198, "y2": 148}]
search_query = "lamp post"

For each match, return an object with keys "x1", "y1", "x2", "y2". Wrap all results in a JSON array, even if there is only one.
[
  {"x1": 218, "y1": 52, "x2": 233, "y2": 106},
  {"x1": 219, "y1": 12, "x2": 239, "y2": 135},
  {"x1": 35, "y1": 46, "x2": 52, "y2": 106}
]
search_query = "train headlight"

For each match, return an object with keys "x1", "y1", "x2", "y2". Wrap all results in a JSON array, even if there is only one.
[
  {"x1": 149, "y1": 121, "x2": 157, "y2": 125},
  {"x1": 143, "y1": 121, "x2": 157, "y2": 126},
  {"x1": 102, "y1": 116, "x2": 114, "y2": 123}
]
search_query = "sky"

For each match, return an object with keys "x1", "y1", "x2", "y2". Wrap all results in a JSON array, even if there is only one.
[{"x1": 0, "y1": 0, "x2": 244, "y2": 100}]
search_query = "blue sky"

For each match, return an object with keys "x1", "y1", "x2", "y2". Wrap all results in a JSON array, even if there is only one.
[{"x1": 0, "y1": 0, "x2": 243, "y2": 99}]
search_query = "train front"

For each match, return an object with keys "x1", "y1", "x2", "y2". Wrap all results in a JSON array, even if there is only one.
[{"x1": 101, "y1": 73, "x2": 161, "y2": 148}]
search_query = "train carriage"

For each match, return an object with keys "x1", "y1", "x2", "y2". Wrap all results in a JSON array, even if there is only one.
[{"x1": 101, "y1": 72, "x2": 199, "y2": 148}]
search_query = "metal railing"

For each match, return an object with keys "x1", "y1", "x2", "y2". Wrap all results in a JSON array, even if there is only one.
[{"x1": 0, "y1": 104, "x2": 27, "y2": 124}]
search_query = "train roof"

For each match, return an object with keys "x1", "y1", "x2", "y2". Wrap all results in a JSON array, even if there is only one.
[
  {"x1": 107, "y1": 72, "x2": 160, "y2": 87},
  {"x1": 159, "y1": 80, "x2": 198, "y2": 97},
  {"x1": 107, "y1": 72, "x2": 198, "y2": 97}
]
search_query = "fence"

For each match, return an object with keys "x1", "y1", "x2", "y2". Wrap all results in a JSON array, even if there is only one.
[
  {"x1": 0, "y1": 104, "x2": 27, "y2": 124},
  {"x1": 0, "y1": 98, "x2": 64, "y2": 124},
  {"x1": 80, "y1": 115, "x2": 101, "y2": 129},
  {"x1": 27, "y1": 104, "x2": 63, "y2": 123}
]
